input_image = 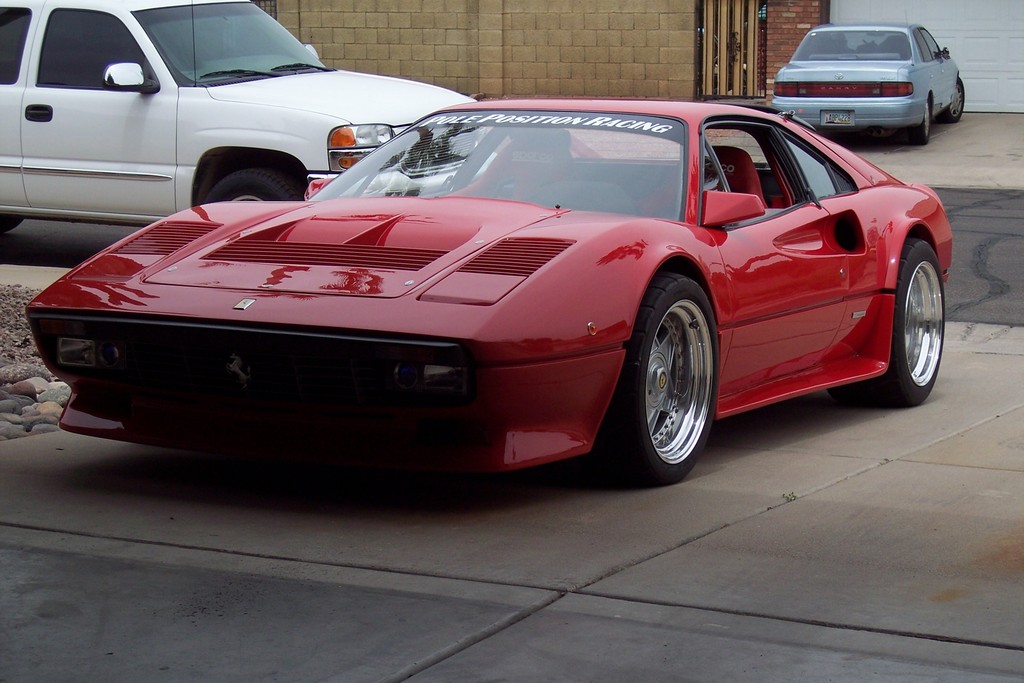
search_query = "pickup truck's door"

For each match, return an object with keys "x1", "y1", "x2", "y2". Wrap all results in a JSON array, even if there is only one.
[
  {"x1": 21, "y1": 8, "x2": 177, "y2": 221},
  {"x1": 0, "y1": 8, "x2": 33, "y2": 212}
]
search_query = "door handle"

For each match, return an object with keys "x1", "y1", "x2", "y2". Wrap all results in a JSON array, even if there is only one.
[{"x1": 25, "y1": 104, "x2": 54, "y2": 122}]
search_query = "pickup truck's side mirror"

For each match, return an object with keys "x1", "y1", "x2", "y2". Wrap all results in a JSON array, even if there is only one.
[
  {"x1": 701, "y1": 189, "x2": 766, "y2": 228},
  {"x1": 103, "y1": 63, "x2": 160, "y2": 94}
]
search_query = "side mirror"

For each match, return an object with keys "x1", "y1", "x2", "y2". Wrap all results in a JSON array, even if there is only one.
[
  {"x1": 701, "y1": 190, "x2": 766, "y2": 228},
  {"x1": 103, "y1": 63, "x2": 160, "y2": 94},
  {"x1": 941, "y1": 47, "x2": 951, "y2": 60},
  {"x1": 305, "y1": 43, "x2": 319, "y2": 58}
]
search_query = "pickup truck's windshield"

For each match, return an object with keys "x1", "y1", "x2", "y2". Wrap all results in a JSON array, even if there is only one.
[{"x1": 135, "y1": 2, "x2": 329, "y2": 85}]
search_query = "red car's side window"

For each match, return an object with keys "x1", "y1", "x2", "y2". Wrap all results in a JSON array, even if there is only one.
[{"x1": 704, "y1": 125, "x2": 795, "y2": 210}]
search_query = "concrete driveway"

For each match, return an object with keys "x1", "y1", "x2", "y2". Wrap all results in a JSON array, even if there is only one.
[{"x1": 2, "y1": 113, "x2": 1023, "y2": 682}]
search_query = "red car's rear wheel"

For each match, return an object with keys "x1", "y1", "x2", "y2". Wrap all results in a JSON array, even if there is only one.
[{"x1": 830, "y1": 238, "x2": 944, "y2": 406}]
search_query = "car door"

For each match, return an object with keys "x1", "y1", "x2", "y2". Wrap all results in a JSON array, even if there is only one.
[
  {"x1": 912, "y1": 27, "x2": 954, "y2": 113},
  {"x1": 20, "y1": 7, "x2": 177, "y2": 220},
  {"x1": 704, "y1": 120, "x2": 865, "y2": 401},
  {"x1": 0, "y1": 7, "x2": 32, "y2": 212}
]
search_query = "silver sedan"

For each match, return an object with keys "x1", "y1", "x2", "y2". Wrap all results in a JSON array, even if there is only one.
[{"x1": 772, "y1": 23, "x2": 965, "y2": 145}]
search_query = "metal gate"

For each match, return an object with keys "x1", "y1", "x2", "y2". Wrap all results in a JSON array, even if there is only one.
[
  {"x1": 253, "y1": 0, "x2": 277, "y2": 18},
  {"x1": 698, "y1": 0, "x2": 767, "y2": 99}
]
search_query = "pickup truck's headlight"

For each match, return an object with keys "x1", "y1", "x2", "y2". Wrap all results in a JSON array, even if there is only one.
[{"x1": 328, "y1": 124, "x2": 394, "y2": 171}]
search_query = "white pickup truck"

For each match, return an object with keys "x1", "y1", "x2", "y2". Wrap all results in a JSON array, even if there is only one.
[{"x1": 0, "y1": 0, "x2": 472, "y2": 233}]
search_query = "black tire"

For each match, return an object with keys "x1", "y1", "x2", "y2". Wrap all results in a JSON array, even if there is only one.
[
  {"x1": 907, "y1": 96, "x2": 932, "y2": 145},
  {"x1": 594, "y1": 272, "x2": 719, "y2": 486},
  {"x1": 205, "y1": 168, "x2": 305, "y2": 202},
  {"x1": 0, "y1": 215, "x2": 23, "y2": 234},
  {"x1": 829, "y1": 238, "x2": 944, "y2": 407},
  {"x1": 937, "y1": 77, "x2": 965, "y2": 124}
]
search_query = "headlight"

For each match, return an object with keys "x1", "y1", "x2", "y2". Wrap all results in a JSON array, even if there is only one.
[
  {"x1": 57, "y1": 338, "x2": 95, "y2": 367},
  {"x1": 57, "y1": 337, "x2": 124, "y2": 369},
  {"x1": 389, "y1": 361, "x2": 468, "y2": 396},
  {"x1": 328, "y1": 124, "x2": 395, "y2": 171}
]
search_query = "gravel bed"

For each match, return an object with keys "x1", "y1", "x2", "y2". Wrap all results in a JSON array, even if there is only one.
[{"x1": 0, "y1": 284, "x2": 68, "y2": 440}]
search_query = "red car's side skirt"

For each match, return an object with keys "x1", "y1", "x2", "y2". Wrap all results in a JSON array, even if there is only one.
[
  {"x1": 715, "y1": 355, "x2": 888, "y2": 418},
  {"x1": 715, "y1": 292, "x2": 896, "y2": 418}
]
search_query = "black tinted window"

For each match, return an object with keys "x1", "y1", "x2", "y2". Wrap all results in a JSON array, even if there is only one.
[
  {"x1": 919, "y1": 28, "x2": 942, "y2": 59},
  {"x1": 912, "y1": 30, "x2": 933, "y2": 62},
  {"x1": 783, "y1": 137, "x2": 855, "y2": 200},
  {"x1": 0, "y1": 8, "x2": 31, "y2": 85},
  {"x1": 38, "y1": 9, "x2": 145, "y2": 88}
]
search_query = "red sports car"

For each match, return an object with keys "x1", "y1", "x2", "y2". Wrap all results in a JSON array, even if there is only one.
[{"x1": 28, "y1": 99, "x2": 951, "y2": 486}]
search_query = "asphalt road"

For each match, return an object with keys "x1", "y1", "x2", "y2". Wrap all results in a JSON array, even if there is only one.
[
  {"x1": 939, "y1": 187, "x2": 1024, "y2": 325},
  {"x1": 3, "y1": 186, "x2": 1023, "y2": 325},
  {"x1": 0, "y1": 218, "x2": 136, "y2": 270}
]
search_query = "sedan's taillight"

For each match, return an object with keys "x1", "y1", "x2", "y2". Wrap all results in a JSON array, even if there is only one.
[{"x1": 774, "y1": 81, "x2": 914, "y2": 97}]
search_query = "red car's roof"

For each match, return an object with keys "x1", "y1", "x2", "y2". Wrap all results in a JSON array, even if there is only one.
[{"x1": 434, "y1": 98, "x2": 779, "y2": 123}]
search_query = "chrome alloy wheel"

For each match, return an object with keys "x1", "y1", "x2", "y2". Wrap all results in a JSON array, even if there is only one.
[
  {"x1": 904, "y1": 260, "x2": 944, "y2": 387},
  {"x1": 645, "y1": 300, "x2": 715, "y2": 464}
]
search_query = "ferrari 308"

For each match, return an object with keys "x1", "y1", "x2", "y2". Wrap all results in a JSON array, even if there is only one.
[{"x1": 28, "y1": 99, "x2": 952, "y2": 486}]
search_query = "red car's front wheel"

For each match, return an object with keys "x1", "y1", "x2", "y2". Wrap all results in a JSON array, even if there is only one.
[{"x1": 597, "y1": 273, "x2": 719, "y2": 487}]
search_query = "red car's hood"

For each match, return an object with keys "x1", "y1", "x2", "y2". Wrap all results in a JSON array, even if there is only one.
[{"x1": 138, "y1": 198, "x2": 566, "y2": 298}]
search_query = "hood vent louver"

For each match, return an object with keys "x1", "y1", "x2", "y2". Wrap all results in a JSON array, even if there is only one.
[
  {"x1": 459, "y1": 238, "x2": 574, "y2": 277},
  {"x1": 204, "y1": 241, "x2": 447, "y2": 271},
  {"x1": 114, "y1": 221, "x2": 222, "y2": 256}
]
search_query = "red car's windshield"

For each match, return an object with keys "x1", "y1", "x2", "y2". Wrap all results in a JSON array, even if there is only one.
[{"x1": 313, "y1": 110, "x2": 688, "y2": 220}]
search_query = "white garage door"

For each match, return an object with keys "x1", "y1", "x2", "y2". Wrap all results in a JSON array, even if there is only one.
[{"x1": 831, "y1": 0, "x2": 1024, "y2": 112}]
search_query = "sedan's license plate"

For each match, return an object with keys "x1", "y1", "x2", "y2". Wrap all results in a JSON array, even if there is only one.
[{"x1": 823, "y1": 111, "x2": 853, "y2": 125}]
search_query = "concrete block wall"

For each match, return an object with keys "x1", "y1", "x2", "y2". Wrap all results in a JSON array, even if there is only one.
[{"x1": 275, "y1": 0, "x2": 699, "y2": 100}]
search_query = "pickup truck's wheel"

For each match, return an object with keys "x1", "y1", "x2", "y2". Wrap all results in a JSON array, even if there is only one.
[
  {"x1": 205, "y1": 168, "x2": 305, "y2": 202},
  {"x1": 0, "y1": 216, "x2": 23, "y2": 234},
  {"x1": 595, "y1": 272, "x2": 718, "y2": 487}
]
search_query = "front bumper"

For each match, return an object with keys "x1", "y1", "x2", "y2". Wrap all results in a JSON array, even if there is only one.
[{"x1": 32, "y1": 312, "x2": 625, "y2": 472}]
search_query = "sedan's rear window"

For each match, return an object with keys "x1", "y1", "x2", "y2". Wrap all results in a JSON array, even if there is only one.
[{"x1": 793, "y1": 30, "x2": 911, "y2": 61}]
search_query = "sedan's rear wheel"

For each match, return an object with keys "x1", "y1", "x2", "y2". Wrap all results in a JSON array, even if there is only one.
[
  {"x1": 595, "y1": 273, "x2": 718, "y2": 486},
  {"x1": 829, "y1": 238, "x2": 944, "y2": 407},
  {"x1": 907, "y1": 96, "x2": 932, "y2": 145}
]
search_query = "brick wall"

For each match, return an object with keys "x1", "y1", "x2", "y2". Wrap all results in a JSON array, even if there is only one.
[
  {"x1": 765, "y1": 0, "x2": 828, "y2": 95},
  {"x1": 274, "y1": 0, "x2": 698, "y2": 100}
]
